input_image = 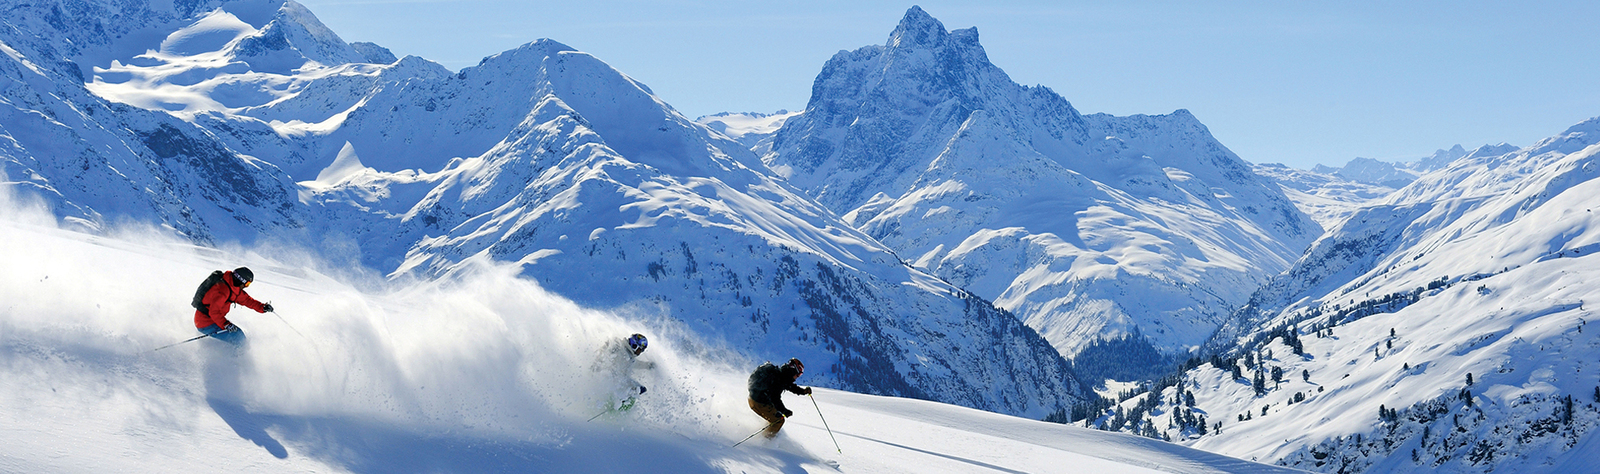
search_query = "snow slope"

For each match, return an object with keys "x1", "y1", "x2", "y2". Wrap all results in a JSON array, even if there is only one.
[
  {"x1": 763, "y1": 7, "x2": 1319, "y2": 360},
  {"x1": 1119, "y1": 118, "x2": 1600, "y2": 472},
  {"x1": 0, "y1": 199, "x2": 1296, "y2": 474}
]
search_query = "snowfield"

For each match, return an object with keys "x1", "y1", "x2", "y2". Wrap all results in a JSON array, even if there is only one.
[{"x1": 0, "y1": 198, "x2": 1293, "y2": 473}]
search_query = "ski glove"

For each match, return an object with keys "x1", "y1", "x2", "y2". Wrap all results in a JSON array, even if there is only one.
[
  {"x1": 800, "y1": 387, "x2": 813, "y2": 395},
  {"x1": 222, "y1": 323, "x2": 239, "y2": 333},
  {"x1": 262, "y1": 303, "x2": 274, "y2": 313},
  {"x1": 780, "y1": 408, "x2": 793, "y2": 418}
]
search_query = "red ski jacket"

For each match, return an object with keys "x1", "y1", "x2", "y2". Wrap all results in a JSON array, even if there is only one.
[{"x1": 193, "y1": 270, "x2": 267, "y2": 329}]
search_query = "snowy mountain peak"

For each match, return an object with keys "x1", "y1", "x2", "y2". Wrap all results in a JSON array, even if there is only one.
[
  {"x1": 477, "y1": 38, "x2": 576, "y2": 64},
  {"x1": 349, "y1": 42, "x2": 397, "y2": 64},
  {"x1": 264, "y1": 0, "x2": 366, "y2": 65},
  {"x1": 1561, "y1": 114, "x2": 1600, "y2": 137},
  {"x1": 1465, "y1": 142, "x2": 1521, "y2": 160},
  {"x1": 881, "y1": 7, "x2": 993, "y2": 89},
  {"x1": 1535, "y1": 114, "x2": 1600, "y2": 154},
  {"x1": 887, "y1": 6, "x2": 962, "y2": 48},
  {"x1": 766, "y1": 8, "x2": 1317, "y2": 366},
  {"x1": 1415, "y1": 144, "x2": 1469, "y2": 171},
  {"x1": 1335, "y1": 157, "x2": 1416, "y2": 188}
]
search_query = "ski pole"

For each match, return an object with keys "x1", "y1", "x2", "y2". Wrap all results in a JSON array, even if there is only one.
[
  {"x1": 146, "y1": 329, "x2": 225, "y2": 353},
  {"x1": 267, "y1": 303, "x2": 308, "y2": 339},
  {"x1": 732, "y1": 420, "x2": 778, "y2": 448},
  {"x1": 809, "y1": 393, "x2": 841, "y2": 453},
  {"x1": 587, "y1": 409, "x2": 610, "y2": 422}
]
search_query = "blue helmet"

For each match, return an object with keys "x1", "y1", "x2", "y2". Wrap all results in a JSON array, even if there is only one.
[{"x1": 627, "y1": 333, "x2": 648, "y2": 355}]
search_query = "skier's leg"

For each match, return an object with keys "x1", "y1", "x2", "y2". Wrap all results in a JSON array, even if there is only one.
[
  {"x1": 215, "y1": 328, "x2": 247, "y2": 345},
  {"x1": 198, "y1": 324, "x2": 247, "y2": 345},
  {"x1": 748, "y1": 398, "x2": 785, "y2": 438}
]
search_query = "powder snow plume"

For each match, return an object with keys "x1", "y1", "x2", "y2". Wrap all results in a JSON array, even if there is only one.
[{"x1": 0, "y1": 178, "x2": 773, "y2": 471}]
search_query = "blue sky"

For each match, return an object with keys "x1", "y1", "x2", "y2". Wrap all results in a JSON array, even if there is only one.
[{"x1": 294, "y1": 0, "x2": 1599, "y2": 169}]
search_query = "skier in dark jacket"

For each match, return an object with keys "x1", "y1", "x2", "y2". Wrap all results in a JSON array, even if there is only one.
[
  {"x1": 193, "y1": 267, "x2": 271, "y2": 344},
  {"x1": 747, "y1": 358, "x2": 812, "y2": 438}
]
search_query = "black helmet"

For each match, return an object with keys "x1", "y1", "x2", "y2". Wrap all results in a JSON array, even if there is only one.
[
  {"x1": 233, "y1": 267, "x2": 254, "y2": 287},
  {"x1": 627, "y1": 333, "x2": 648, "y2": 355},
  {"x1": 785, "y1": 358, "x2": 804, "y2": 375}
]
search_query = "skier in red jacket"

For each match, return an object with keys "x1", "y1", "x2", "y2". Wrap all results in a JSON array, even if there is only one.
[{"x1": 193, "y1": 267, "x2": 272, "y2": 344}]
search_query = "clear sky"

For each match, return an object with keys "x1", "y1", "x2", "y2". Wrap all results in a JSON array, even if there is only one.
[{"x1": 293, "y1": 0, "x2": 1600, "y2": 169}]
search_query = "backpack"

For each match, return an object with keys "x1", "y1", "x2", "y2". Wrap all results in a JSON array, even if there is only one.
[
  {"x1": 748, "y1": 362, "x2": 780, "y2": 399},
  {"x1": 191, "y1": 270, "x2": 225, "y2": 311}
]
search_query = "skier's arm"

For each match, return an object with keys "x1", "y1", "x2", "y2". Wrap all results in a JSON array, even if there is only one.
[{"x1": 235, "y1": 290, "x2": 268, "y2": 313}]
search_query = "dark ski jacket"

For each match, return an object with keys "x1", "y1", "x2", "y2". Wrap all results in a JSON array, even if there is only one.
[
  {"x1": 747, "y1": 363, "x2": 805, "y2": 413},
  {"x1": 193, "y1": 270, "x2": 266, "y2": 329}
]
